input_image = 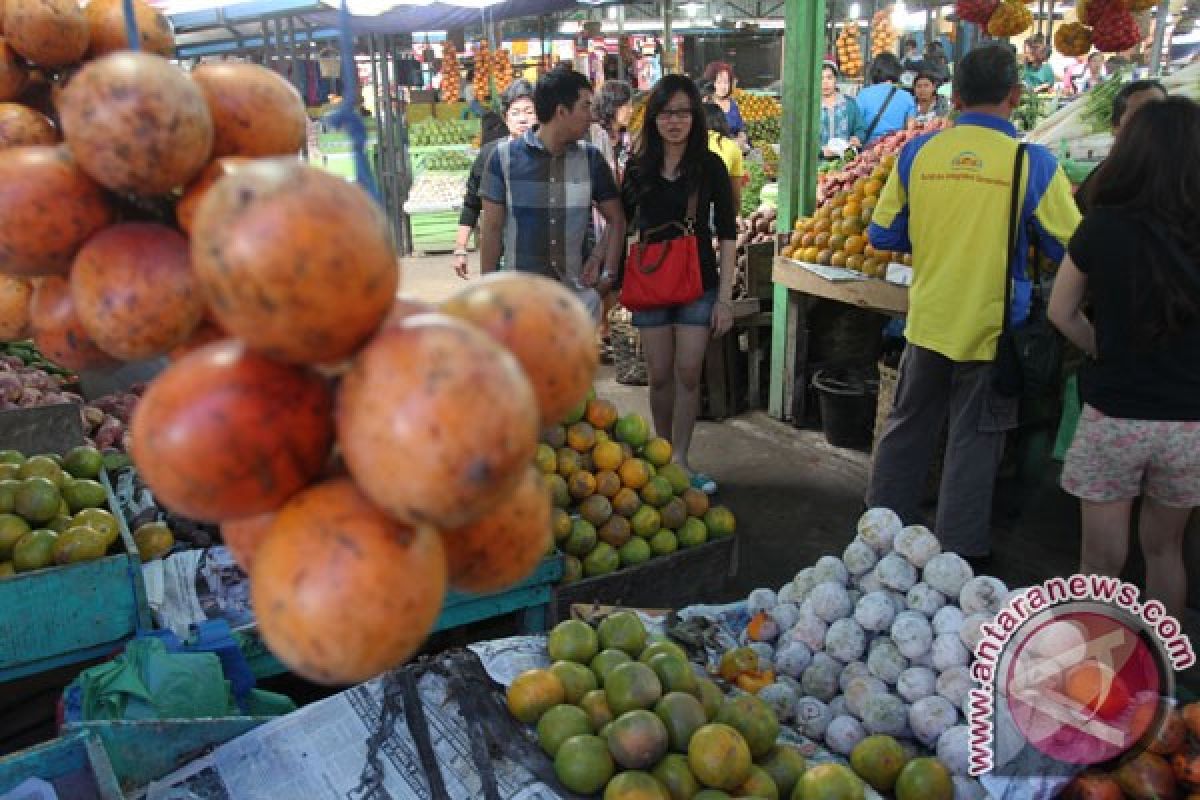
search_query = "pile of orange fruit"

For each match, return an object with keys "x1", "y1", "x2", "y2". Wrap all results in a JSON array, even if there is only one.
[
  {"x1": 871, "y1": 9, "x2": 898, "y2": 56},
  {"x1": 732, "y1": 90, "x2": 782, "y2": 123},
  {"x1": 491, "y1": 48, "x2": 513, "y2": 96},
  {"x1": 780, "y1": 153, "x2": 912, "y2": 278},
  {"x1": 441, "y1": 42, "x2": 461, "y2": 102},
  {"x1": 836, "y1": 23, "x2": 864, "y2": 79},
  {"x1": 472, "y1": 39, "x2": 491, "y2": 100}
]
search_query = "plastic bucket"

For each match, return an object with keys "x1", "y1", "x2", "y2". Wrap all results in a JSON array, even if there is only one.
[{"x1": 813, "y1": 368, "x2": 877, "y2": 450}]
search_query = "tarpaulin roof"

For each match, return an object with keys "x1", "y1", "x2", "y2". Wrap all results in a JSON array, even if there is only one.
[{"x1": 301, "y1": 0, "x2": 579, "y2": 33}]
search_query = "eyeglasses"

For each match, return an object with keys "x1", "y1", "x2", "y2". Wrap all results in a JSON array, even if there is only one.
[{"x1": 659, "y1": 108, "x2": 693, "y2": 120}]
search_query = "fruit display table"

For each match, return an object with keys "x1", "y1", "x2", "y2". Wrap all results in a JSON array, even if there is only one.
[
  {"x1": 550, "y1": 538, "x2": 736, "y2": 624},
  {"x1": 771, "y1": 256, "x2": 908, "y2": 425}
]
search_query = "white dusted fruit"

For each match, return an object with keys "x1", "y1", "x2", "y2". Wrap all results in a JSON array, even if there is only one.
[
  {"x1": 954, "y1": 776, "x2": 988, "y2": 800},
  {"x1": 909, "y1": 695, "x2": 959, "y2": 747},
  {"x1": 775, "y1": 640, "x2": 814, "y2": 679},
  {"x1": 938, "y1": 725, "x2": 972, "y2": 776},
  {"x1": 777, "y1": 581, "x2": 802, "y2": 606},
  {"x1": 936, "y1": 665, "x2": 973, "y2": 712},
  {"x1": 812, "y1": 554, "x2": 850, "y2": 587},
  {"x1": 867, "y1": 638, "x2": 909, "y2": 684},
  {"x1": 854, "y1": 591, "x2": 896, "y2": 632},
  {"x1": 923, "y1": 553, "x2": 974, "y2": 597},
  {"x1": 856, "y1": 567, "x2": 885, "y2": 594},
  {"x1": 826, "y1": 618, "x2": 868, "y2": 662},
  {"x1": 758, "y1": 682, "x2": 798, "y2": 723},
  {"x1": 891, "y1": 611, "x2": 935, "y2": 660},
  {"x1": 932, "y1": 604, "x2": 967, "y2": 636},
  {"x1": 826, "y1": 715, "x2": 868, "y2": 755},
  {"x1": 959, "y1": 575, "x2": 1009, "y2": 616},
  {"x1": 829, "y1": 694, "x2": 849, "y2": 718},
  {"x1": 839, "y1": 660, "x2": 872, "y2": 692},
  {"x1": 792, "y1": 567, "x2": 818, "y2": 600},
  {"x1": 894, "y1": 524, "x2": 941, "y2": 567},
  {"x1": 862, "y1": 692, "x2": 910, "y2": 736},
  {"x1": 747, "y1": 587, "x2": 778, "y2": 614},
  {"x1": 789, "y1": 608, "x2": 828, "y2": 651},
  {"x1": 857, "y1": 508, "x2": 902, "y2": 554},
  {"x1": 897, "y1": 666, "x2": 938, "y2": 703},
  {"x1": 932, "y1": 632, "x2": 971, "y2": 671},
  {"x1": 877, "y1": 553, "x2": 918, "y2": 592},
  {"x1": 959, "y1": 612, "x2": 992, "y2": 653},
  {"x1": 809, "y1": 581, "x2": 854, "y2": 623},
  {"x1": 906, "y1": 582, "x2": 948, "y2": 616},
  {"x1": 769, "y1": 602, "x2": 801, "y2": 633},
  {"x1": 802, "y1": 652, "x2": 842, "y2": 702},
  {"x1": 843, "y1": 538, "x2": 879, "y2": 576},
  {"x1": 796, "y1": 696, "x2": 833, "y2": 739},
  {"x1": 844, "y1": 675, "x2": 888, "y2": 718}
]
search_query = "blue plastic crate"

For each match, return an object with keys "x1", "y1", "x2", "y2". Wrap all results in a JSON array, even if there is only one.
[{"x1": 0, "y1": 731, "x2": 122, "y2": 799}]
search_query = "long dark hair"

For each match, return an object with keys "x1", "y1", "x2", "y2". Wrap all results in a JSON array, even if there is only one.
[
  {"x1": 630, "y1": 75, "x2": 709, "y2": 194},
  {"x1": 1089, "y1": 96, "x2": 1200, "y2": 344}
]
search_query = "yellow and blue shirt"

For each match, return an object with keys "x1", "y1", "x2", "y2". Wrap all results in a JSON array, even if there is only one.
[{"x1": 868, "y1": 112, "x2": 1081, "y2": 362}]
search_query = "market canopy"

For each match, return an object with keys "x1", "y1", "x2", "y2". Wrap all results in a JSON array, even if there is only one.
[{"x1": 302, "y1": 0, "x2": 579, "y2": 31}]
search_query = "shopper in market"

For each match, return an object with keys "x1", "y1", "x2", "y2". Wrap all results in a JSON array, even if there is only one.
[
  {"x1": 911, "y1": 71, "x2": 950, "y2": 125},
  {"x1": 704, "y1": 102, "x2": 745, "y2": 212},
  {"x1": 1021, "y1": 37, "x2": 1056, "y2": 92},
  {"x1": 1073, "y1": 78, "x2": 1166, "y2": 214},
  {"x1": 702, "y1": 61, "x2": 747, "y2": 147},
  {"x1": 478, "y1": 67, "x2": 625, "y2": 321},
  {"x1": 866, "y1": 42, "x2": 1081, "y2": 562},
  {"x1": 451, "y1": 79, "x2": 536, "y2": 279},
  {"x1": 590, "y1": 79, "x2": 635, "y2": 184},
  {"x1": 819, "y1": 61, "x2": 865, "y2": 159},
  {"x1": 1048, "y1": 97, "x2": 1200, "y2": 619},
  {"x1": 621, "y1": 74, "x2": 737, "y2": 494},
  {"x1": 855, "y1": 53, "x2": 916, "y2": 145}
]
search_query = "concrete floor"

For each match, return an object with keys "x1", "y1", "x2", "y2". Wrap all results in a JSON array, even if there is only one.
[{"x1": 403, "y1": 253, "x2": 1199, "y2": 694}]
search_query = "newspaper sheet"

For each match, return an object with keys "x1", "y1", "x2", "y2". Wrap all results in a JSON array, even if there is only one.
[
  {"x1": 141, "y1": 547, "x2": 255, "y2": 639},
  {"x1": 143, "y1": 660, "x2": 562, "y2": 800}
]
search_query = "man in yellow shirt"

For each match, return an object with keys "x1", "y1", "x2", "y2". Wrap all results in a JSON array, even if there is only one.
[
  {"x1": 705, "y1": 102, "x2": 745, "y2": 211},
  {"x1": 867, "y1": 43, "x2": 1081, "y2": 561}
]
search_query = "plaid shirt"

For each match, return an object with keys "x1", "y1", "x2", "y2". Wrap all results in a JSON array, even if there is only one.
[{"x1": 481, "y1": 129, "x2": 618, "y2": 290}]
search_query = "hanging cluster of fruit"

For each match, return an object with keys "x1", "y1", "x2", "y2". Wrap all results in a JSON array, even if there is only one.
[
  {"x1": 954, "y1": 0, "x2": 1031, "y2": 37},
  {"x1": 836, "y1": 23, "x2": 864, "y2": 79},
  {"x1": 1, "y1": 0, "x2": 603, "y2": 688},
  {"x1": 870, "y1": 9, "x2": 898, "y2": 56},
  {"x1": 1055, "y1": 0, "x2": 1147, "y2": 55},
  {"x1": 472, "y1": 39, "x2": 490, "y2": 100},
  {"x1": 491, "y1": 48, "x2": 513, "y2": 96},
  {"x1": 441, "y1": 41, "x2": 461, "y2": 102}
]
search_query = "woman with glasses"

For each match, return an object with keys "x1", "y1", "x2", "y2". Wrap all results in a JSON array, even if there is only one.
[
  {"x1": 621, "y1": 75, "x2": 737, "y2": 494},
  {"x1": 451, "y1": 79, "x2": 536, "y2": 279}
]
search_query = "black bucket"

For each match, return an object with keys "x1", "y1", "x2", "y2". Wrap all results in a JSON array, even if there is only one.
[{"x1": 813, "y1": 368, "x2": 878, "y2": 450}]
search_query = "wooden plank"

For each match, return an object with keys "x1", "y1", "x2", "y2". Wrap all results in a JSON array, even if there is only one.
[{"x1": 773, "y1": 257, "x2": 909, "y2": 317}]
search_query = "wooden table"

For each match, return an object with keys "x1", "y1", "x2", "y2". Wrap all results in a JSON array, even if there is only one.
[{"x1": 770, "y1": 256, "x2": 909, "y2": 424}]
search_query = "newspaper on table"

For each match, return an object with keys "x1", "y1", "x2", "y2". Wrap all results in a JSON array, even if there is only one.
[
  {"x1": 141, "y1": 643, "x2": 574, "y2": 800},
  {"x1": 141, "y1": 546, "x2": 254, "y2": 639}
]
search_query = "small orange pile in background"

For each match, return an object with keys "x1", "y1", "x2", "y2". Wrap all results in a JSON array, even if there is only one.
[
  {"x1": 870, "y1": 9, "x2": 898, "y2": 56},
  {"x1": 441, "y1": 41, "x2": 461, "y2": 102},
  {"x1": 836, "y1": 22, "x2": 864, "y2": 80}
]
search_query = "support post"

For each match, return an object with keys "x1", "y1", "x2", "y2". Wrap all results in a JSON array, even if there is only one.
[
  {"x1": 1149, "y1": 0, "x2": 1170, "y2": 75},
  {"x1": 768, "y1": 0, "x2": 824, "y2": 420},
  {"x1": 662, "y1": 0, "x2": 675, "y2": 74}
]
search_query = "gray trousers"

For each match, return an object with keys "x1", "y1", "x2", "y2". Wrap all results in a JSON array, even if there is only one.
[{"x1": 867, "y1": 343, "x2": 1019, "y2": 557}]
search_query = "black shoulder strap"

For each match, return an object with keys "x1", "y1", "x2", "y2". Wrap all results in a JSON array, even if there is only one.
[
  {"x1": 1002, "y1": 143, "x2": 1028, "y2": 335},
  {"x1": 863, "y1": 85, "x2": 899, "y2": 143}
]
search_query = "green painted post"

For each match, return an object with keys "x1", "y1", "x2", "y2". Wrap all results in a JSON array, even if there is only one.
[{"x1": 768, "y1": 0, "x2": 825, "y2": 419}]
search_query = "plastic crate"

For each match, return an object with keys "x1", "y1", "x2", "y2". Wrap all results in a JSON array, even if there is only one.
[
  {"x1": 0, "y1": 730, "x2": 122, "y2": 799},
  {"x1": 0, "y1": 469, "x2": 150, "y2": 683}
]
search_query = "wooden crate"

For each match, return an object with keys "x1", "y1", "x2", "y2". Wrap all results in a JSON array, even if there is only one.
[
  {"x1": 551, "y1": 538, "x2": 736, "y2": 624},
  {"x1": 63, "y1": 718, "x2": 271, "y2": 792},
  {"x1": 0, "y1": 730, "x2": 122, "y2": 798}
]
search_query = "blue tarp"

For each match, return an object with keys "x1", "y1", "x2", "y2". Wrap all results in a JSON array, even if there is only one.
[{"x1": 302, "y1": 0, "x2": 579, "y2": 34}]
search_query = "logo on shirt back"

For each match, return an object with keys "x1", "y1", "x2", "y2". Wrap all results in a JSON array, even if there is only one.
[{"x1": 951, "y1": 151, "x2": 984, "y2": 171}]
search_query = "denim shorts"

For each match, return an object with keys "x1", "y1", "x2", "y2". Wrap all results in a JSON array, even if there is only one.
[{"x1": 632, "y1": 289, "x2": 717, "y2": 328}]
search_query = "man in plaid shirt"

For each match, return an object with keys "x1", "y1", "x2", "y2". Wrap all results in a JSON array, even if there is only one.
[{"x1": 480, "y1": 67, "x2": 626, "y2": 321}]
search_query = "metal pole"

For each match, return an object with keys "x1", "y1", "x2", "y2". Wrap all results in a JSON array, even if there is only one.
[
  {"x1": 662, "y1": 0, "x2": 674, "y2": 74},
  {"x1": 768, "y1": 0, "x2": 824, "y2": 419},
  {"x1": 617, "y1": 5, "x2": 626, "y2": 82},
  {"x1": 1149, "y1": 0, "x2": 1171, "y2": 75}
]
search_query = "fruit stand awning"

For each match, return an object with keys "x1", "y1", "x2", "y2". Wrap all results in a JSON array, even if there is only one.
[{"x1": 300, "y1": 0, "x2": 579, "y2": 31}]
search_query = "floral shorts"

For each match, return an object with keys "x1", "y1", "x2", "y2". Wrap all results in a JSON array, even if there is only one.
[{"x1": 1061, "y1": 404, "x2": 1200, "y2": 507}]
